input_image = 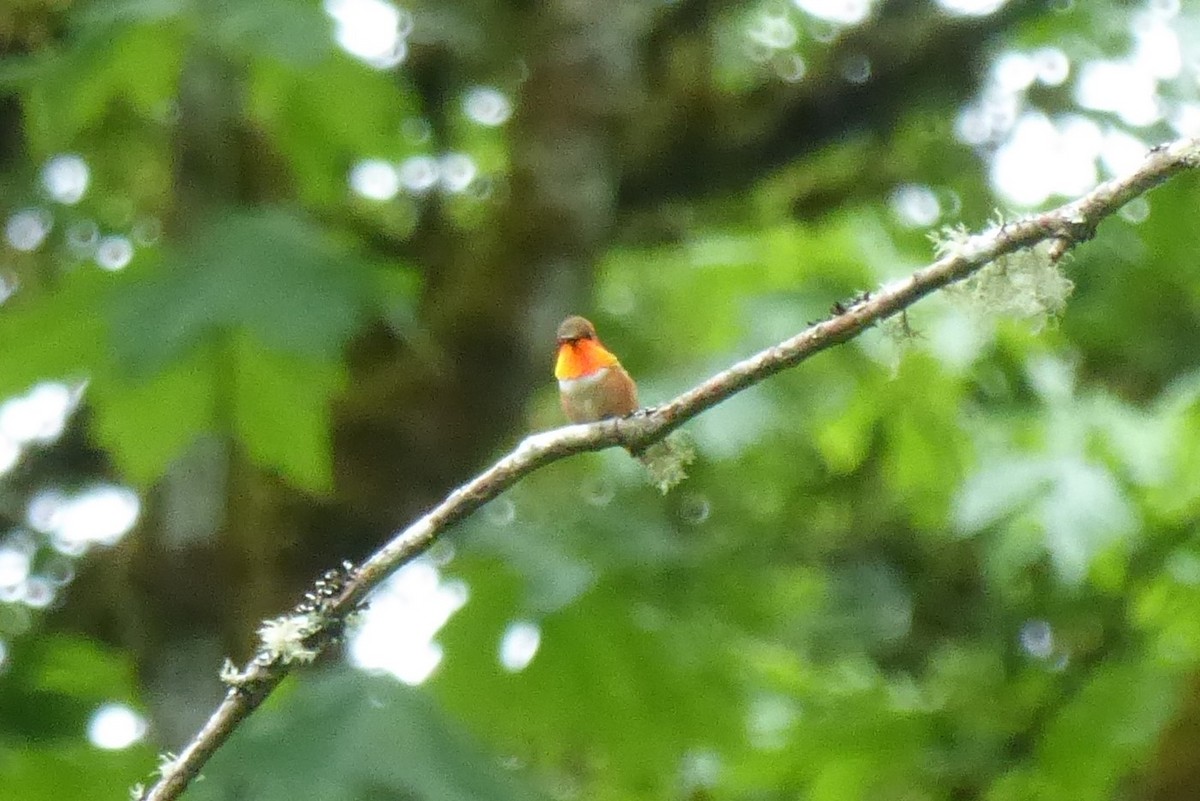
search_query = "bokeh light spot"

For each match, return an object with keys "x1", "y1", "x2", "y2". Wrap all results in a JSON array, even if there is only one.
[
  {"x1": 1119, "y1": 196, "x2": 1151, "y2": 224},
  {"x1": 678, "y1": 493, "x2": 711, "y2": 526},
  {"x1": 1020, "y1": 619, "x2": 1055, "y2": 659},
  {"x1": 1100, "y1": 127, "x2": 1149, "y2": 177},
  {"x1": 350, "y1": 159, "x2": 402, "y2": 201},
  {"x1": 990, "y1": 112, "x2": 1101, "y2": 207},
  {"x1": 890, "y1": 184, "x2": 941, "y2": 227},
  {"x1": 350, "y1": 559, "x2": 468, "y2": 685},
  {"x1": 680, "y1": 749, "x2": 723, "y2": 790},
  {"x1": 95, "y1": 235, "x2": 134, "y2": 271},
  {"x1": 6, "y1": 209, "x2": 52, "y2": 252},
  {"x1": 1033, "y1": 47, "x2": 1070, "y2": 86},
  {"x1": 324, "y1": 0, "x2": 410, "y2": 69},
  {"x1": 41, "y1": 154, "x2": 90, "y2": 205},
  {"x1": 775, "y1": 53, "x2": 807, "y2": 82},
  {"x1": 747, "y1": 14, "x2": 798, "y2": 50},
  {"x1": 62, "y1": 486, "x2": 140, "y2": 548},
  {"x1": 463, "y1": 87, "x2": 513, "y2": 126},
  {"x1": 0, "y1": 382, "x2": 75, "y2": 445},
  {"x1": 498, "y1": 620, "x2": 541, "y2": 672},
  {"x1": 29, "y1": 485, "x2": 141, "y2": 553},
  {"x1": 0, "y1": 547, "x2": 30, "y2": 589},
  {"x1": 794, "y1": 0, "x2": 872, "y2": 26},
  {"x1": 87, "y1": 703, "x2": 148, "y2": 750},
  {"x1": 582, "y1": 476, "x2": 615, "y2": 507},
  {"x1": 132, "y1": 217, "x2": 162, "y2": 246},
  {"x1": 66, "y1": 220, "x2": 100, "y2": 257},
  {"x1": 398, "y1": 155, "x2": 439, "y2": 194},
  {"x1": 485, "y1": 496, "x2": 516, "y2": 526},
  {"x1": 0, "y1": 436, "x2": 20, "y2": 475},
  {"x1": 841, "y1": 53, "x2": 872, "y2": 83},
  {"x1": 20, "y1": 576, "x2": 54, "y2": 608},
  {"x1": 439, "y1": 153, "x2": 477, "y2": 193},
  {"x1": 1075, "y1": 60, "x2": 1162, "y2": 127},
  {"x1": 993, "y1": 51, "x2": 1036, "y2": 93},
  {"x1": 401, "y1": 117, "x2": 432, "y2": 144},
  {"x1": 936, "y1": 0, "x2": 1008, "y2": 16},
  {"x1": 747, "y1": 695, "x2": 798, "y2": 750}
]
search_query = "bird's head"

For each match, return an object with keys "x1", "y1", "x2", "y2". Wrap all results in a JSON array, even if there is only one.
[{"x1": 554, "y1": 315, "x2": 619, "y2": 380}]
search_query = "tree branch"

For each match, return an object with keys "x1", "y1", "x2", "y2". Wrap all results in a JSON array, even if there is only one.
[{"x1": 137, "y1": 136, "x2": 1200, "y2": 801}]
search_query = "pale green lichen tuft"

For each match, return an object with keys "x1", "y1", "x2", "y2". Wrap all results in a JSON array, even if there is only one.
[
  {"x1": 257, "y1": 613, "x2": 321, "y2": 664},
  {"x1": 945, "y1": 242, "x2": 1073, "y2": 330},
  {"x1": 638, "y1": 432, "x2": 697, "y2": 494},
  {"x1": 929, "y1": 222, "x2": 977, "y2": 259},
  {"x1": 932, "y1": 220, "x2": 1073, "y2": 330},
  {"x1": 219, "y1": 657, "x2": 250, "y2": 687},
  {"x1": 156, "y1": 751, "x2": 181, "y2": 778},
  {"x1": 879, "y1": 309, "x2": 922, "y2": 347}
]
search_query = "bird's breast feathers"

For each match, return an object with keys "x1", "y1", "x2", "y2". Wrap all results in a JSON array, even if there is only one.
[
  {"x1": 558, "y1": 364, "x2": 638, "y2": 422},
  {"x1": 558, "y1": 366, "x2": 610, "y2": 393},
  {"x1": 559, "y1": 367, "x2": 612, "y2": 419}
]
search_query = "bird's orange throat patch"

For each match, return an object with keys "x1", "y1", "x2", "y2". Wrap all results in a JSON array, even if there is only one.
[{"x1": 555, "y1": 338, "x2": 620, "y2": 381}]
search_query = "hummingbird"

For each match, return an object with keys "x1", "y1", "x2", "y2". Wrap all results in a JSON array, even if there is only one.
[
  {"x1": 554, "y1": 315, "x2": 693, "y2": 491},
  {"x1": 554, "y1": 315, "x2": 639, "y2": 423}
]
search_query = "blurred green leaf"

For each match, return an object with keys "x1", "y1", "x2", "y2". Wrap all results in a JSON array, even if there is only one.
[
  {"x1": 249, "y1": 56, "x2": 418, "y2": 206},
  {"x1": 188, "y1": 668, "x2": 537, "y2": 801},
  {"x1": 0, "y1": 269, "x2": 110, "y2": 398},
  {"x1": 0, "y1": 743, "x2": 156, "y2": 801},
  {"x1": 208, "y1": 0, "x2": 331, "y2": 65},
  {"x1": 435, "y1": 573, "x2": 741, "y2": 800},
  {"x1": 89, "y1": 348, "x2": 217, "y2": 485},
  {"x1": 808, "y1": 758, "x2": 872, "y2": 801},
  {"x1": 110, "y1": 208, "x2": 371, "y2": 374},
  {"x1": 230, "y1": 332, "x2": 345, "y2": 491},
  {"x1": 4, "y1": 2, "x2": 1200, "y2": 800},
  {"x1": 0, "y1": 635, "x2": 141, "y2": 741},
  {"x1": 956, "y1": 455, "x2": 1135, "y2": 584},
  {"x1": 20, "y1": 22, "x2": 185, "y2": 150},
  {"x1": 955, "y1": 457, "x2": 1051, "y2": 534},
  {"x1": 1033, "y1": 659, "x2": 1179, "y2": 800},
  {"x1": 92, "y1": 331, "x2": 344, "y2": 490}
]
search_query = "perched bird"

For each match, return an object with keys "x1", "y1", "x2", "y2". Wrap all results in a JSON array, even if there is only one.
[
  {"x1": 555, "y1": 314, "x2": 693, "y2": 491},
  {"x1": 554, "y1": 315, "x2": 639, "y2": 423}
]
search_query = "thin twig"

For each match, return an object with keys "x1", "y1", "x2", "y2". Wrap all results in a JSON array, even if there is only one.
[{"x1": 138, "y1": 136, "x2": 1200, "y2": 801}]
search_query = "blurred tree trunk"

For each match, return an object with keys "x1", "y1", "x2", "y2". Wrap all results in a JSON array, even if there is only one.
[{"x1": 1147, "y1": 672, "x2": 1200, "y2": 801}]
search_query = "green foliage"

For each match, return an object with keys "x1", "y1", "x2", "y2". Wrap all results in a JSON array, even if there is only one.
[
  {"x1": 1, "y1": 743, "x2": 156, "y2": 801},
  {"x1": 0, "y1": 267, "x2": 111, "y2": 397},
  {"x1": 187, "y1": 668, "x2": 536, "y2": 801},
  {"x1": 89, "y1": 349, "x2": 219, "y2": 485},
  {"x1": 17, "y1": 21, "x2": 185, "y2": 151},
  {"x1": 0, "y1": 207, "x2": 385, "y2": 490},
  {"x1": 4, "y1": 2, "x2": 1200, "y2": 801},
  {"x1": 249, "y1": 55, "x2": 419, "y2": 208},
  {"x1": 0, "y1": 634, "x2": 141, "y2": 739},
  {"x1": 111, "y1": 209, "x2": 371, "y2": 371},
  {"x1": 0, "y1": 635, "x2": 156, "y2": 799},
  {"x1": 436, "y1": 572, "x2": 744, "y2": 799}
]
